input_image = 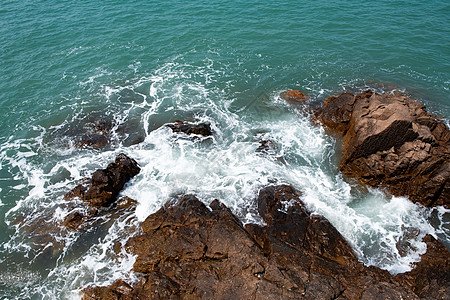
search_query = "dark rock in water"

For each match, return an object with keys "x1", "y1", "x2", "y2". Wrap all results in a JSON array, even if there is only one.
[
  {"x1": 317, "y1": 90, "x2": 450, "y2": 208},
  {"x1": 64, "y1": 154, "x2": 140, "y2": 208},
  {"x1": 256, "y1": 139, "x2": 277, "y2": 154},
  {"x1": 76, "y1": 134, "x2": 109, "y2": 148},
  {"x1": 115, "y1": 196, "x2": 137, "y2": 210},
  {"x1": 82, "y1": 185, "x2": 448, "y2": 299},
  {"x1": 61, "y1": 211, "x2": 85, "y2": 230},
  {"x1": 74, "y1": 118, "x2": 114, "y2": 149},
  {"x1": 62, "y1": 154, "x2": 139, "y2": 230},
  {"x1": 280, "y1": 89, "x2": 310, "y2": 103},
  {"x1": 166, "y1": 121, "x2": 213, "y2": 137}
]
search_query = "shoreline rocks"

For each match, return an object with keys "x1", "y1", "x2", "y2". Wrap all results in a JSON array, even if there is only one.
[
  {"x1": 81, "y1": 185, "x2": 449, "y2": 299},
  {"x1": 63, "y1": 154, "x2": 140, "y2": 229},
  {"x1": 317, "y1": 90, "x2": 449, "y2": 208}
]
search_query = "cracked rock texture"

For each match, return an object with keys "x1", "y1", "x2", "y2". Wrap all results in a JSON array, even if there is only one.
[
  {"x1": 318, "y1": 90, "x2": 449, "y2": 208},
  {"x1": 82, "y1": 185, "x2": 449, "y2": 299}
]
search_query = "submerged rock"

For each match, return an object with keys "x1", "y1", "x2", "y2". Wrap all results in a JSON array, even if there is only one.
[
  {"x1": 280, "y1": 90, "x2": 310, "y2": 103},
  {"x1": 166, "y1": 121, "x2": 213, "y2": 137},
  {"x1": 256, "y1": 139, "x2": 277, "y2": 154},
  {"x1": 82, "y1": 185, "x2": 448, "y2": 299},
  {"x1": 318, "y1": 90, "x2": 450, "y2": 208},
  {"x1": 74, "y1": 118, "x2": 114, "y2": 149}
]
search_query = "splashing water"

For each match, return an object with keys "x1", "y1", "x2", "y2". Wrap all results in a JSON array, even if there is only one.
[{"x1": 0, "y1": 54, "x2": 448, "y2": 299}]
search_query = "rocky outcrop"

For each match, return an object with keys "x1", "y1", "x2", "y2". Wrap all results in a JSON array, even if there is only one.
[
  {"x1": 280, "y1": 90, "x2": 310, "y2": 103},
  {"x1": 65, "y1": 154, "x2": 140, "y2": 207},
  {"x1": 63, "y1": 154, "x2": 140, "y2": 229},
  {"x1": 82, "y1": 185, "x2": 448, "y2": 299},
  {"x1": 318, "y1": 90, "x2": 449, "y2": 207},
  {"x1": 398, "y1": 234, "x2": 450, "y2": 299},
  {"x1": 166, "y1": 121, "x2": 213, "y2": 137}
]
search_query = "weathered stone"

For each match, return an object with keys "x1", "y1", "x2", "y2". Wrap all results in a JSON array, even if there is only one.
[
  {"x1": 63, "y1": 154, "x2": 140, "y2": 229},
  {"x1": 318, "y1": 90, "x2": 450, "y2": 207},
  {"x1": 280, "y1": 90, "x2": 310, "y2": 103},
  {"x1": 64, "y1": 153, "x2": 140, "y2": 208},
  {"x1": 82, "y1": 185, "x2": 446, "y2": 299},
  {"x1": 398, "y1": 234, "x2": 450, "y2": 299},
  {"x1": 166, "y1": 121, "x2": 213, "y2": 137},
  {"x1": 74, "y1": 118, "x2": 113, "y2": 149},
  {"x1": 61, "y1": 211, "x2": 84, "y2": 230}
]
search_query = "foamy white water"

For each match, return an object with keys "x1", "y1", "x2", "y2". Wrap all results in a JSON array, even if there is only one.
[{"x1": 0, "y1": 59, "x2": 448, "y2": 299}]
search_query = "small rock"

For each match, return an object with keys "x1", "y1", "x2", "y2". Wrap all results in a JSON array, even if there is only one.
[
  {"x1": 62, "y1": 211, "x2": 84, "y2": 230},
  {"x1": 166, "y1": 121, "x2": 213, "y2": 137},
  {"x1": 63, "y1": 154, "x2": 140, "y2": 230},
  {"x1": 280, "y1": 90, "x2": 310, "y2": 103},
  {"x1": 256, "y1": 140, "x2": 277, "y2": 154}
]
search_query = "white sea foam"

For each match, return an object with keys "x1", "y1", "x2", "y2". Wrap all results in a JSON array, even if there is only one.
[{"x1": 0, "y1": 57, "x2": 448, "y2": 299}]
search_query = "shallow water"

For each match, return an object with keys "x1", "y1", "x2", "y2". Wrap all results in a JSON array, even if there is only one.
[{"x1": 0, "y1": 0, "x2": 449, "y2": 298}]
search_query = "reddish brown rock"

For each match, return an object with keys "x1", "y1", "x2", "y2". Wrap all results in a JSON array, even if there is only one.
[
  {"x1": 256, "y1": 139, "x2": 277, "y2": 154},
  {"x1": 280, "y1": 90, "x2": 310, "y2": 103},
  {"x1": 398, "y1": 235, "x2": 450, "y2": 299},
  {"x1": 167, "y1": 121, "x2": 213, "y2": 137},
  {"x1": 63, "y1": 154, "x2": 140, "y2": 229},
  {"x1": 82, "y1": 185, "x2": 447, "y2": 299},
  {"x1": 65, "y1": 153, "x2": 140, "y2": 208},
  {"x1": 318, "y1": 90, "x2": 449, "y2": 207}
]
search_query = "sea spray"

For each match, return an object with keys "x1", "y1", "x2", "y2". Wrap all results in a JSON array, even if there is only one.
[{"x1": 0, "y1": 59, "x2": 448, "y2": 298}]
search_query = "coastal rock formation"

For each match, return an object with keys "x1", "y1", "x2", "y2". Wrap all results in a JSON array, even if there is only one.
[
  {"x1": 166, "y1": 121, "x2": 213, "y2": 137},
  {"x1": 318, "y1": 90, "x2": 449, "y2": 207},
  {"x1": 256, "y1": 139, "x2": 277, "y2": 154},
  {"x1": 82, "y1": 185, "x2": 448, "y2": 299},
  {"x1": 63, "y1": 154, "x2": 140, "y2": 229},
  {"x1": 280, "y1": 90, "x2": 310, "y2": 103},
  {"x1": 65, "y1": 153, "x2": 140, "y2": 208},
  {"x1": 398, "y1": 234, "x2": 450, "y2": 299}
]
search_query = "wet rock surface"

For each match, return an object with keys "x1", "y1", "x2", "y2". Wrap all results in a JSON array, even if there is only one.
[
  {"x1": 398, "y1": 234, "x2": 450, "y2": 299},
  {"x1": 280, "y1": 90, "x2": 310, "y2": 103},
  {"x1": 256, "y1": 139, "x2": 277, "y2": 154},
  {"x1": 82, "y1": 185, "x2": 448, "y2": 299},
  {"x1": 63, "y1": 154, "x2": 140, "y2": 229},
  {"x1": 65, "y1": 153, "x2": 140, "y2": 208},
  {"x1": 166, "y1": 121, "x2": 213, "y2": 137},
  {"x1": 318, "y1": 90, "x2": 450, "y2": 207},
  {"x1": 73, "y1": 118, "x2": 113, "y2": 149}
]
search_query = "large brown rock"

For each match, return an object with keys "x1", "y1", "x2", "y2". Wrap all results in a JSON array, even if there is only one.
[
  {"x1": 318, "y1": 90, "x2": 450, "y2": 207},
  {"x1": 82, "y1": 185, "x2": 448, "y2": 299}
]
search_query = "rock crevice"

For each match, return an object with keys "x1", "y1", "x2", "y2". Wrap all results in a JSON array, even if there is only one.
[{"x1": 317, "y1": 90, "x2": 449, "y2": 207}]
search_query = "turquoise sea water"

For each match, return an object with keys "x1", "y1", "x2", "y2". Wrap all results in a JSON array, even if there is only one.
[{"x1": 1, "y1": 1, "x2": 449, "y2": 298}]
